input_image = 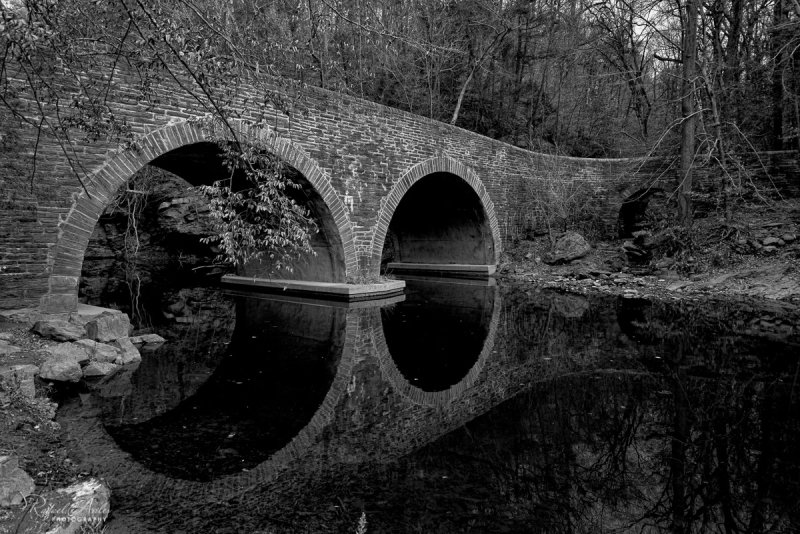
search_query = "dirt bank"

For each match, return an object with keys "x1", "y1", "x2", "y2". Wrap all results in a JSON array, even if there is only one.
[{"x1": 499, "y1": 199, "x2": 800, "y2": 304}]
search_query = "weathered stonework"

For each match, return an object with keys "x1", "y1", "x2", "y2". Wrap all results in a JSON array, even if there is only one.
[{"x1": 1, "y1": 62, "x2": 798, "y2": 311}]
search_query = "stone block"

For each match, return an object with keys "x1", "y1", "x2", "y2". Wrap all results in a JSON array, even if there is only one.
[
  {"x1": 31, "y1": 319, "x2": 85, "y2": 342},
  {"x1": 39, "y1": 293, "x2": 79, "y2": 314},
  {"x1": 113, "y1": 337, "x2": 141, "y2": 365},
  {"x1": 74, "y1": 339, "x2": 120, "y2": 364},
  {"x1": 83, "y1": 361, "x2": 120, "y2": 378},
  {"x1": 39, "y1": 356, "x2": 82, "y2": 383},
  {"x1": 85, "y1": 312, "x2": 132, "y2": 342},
  {"x1": 46, "y1": 342, "x2": 90, "y2": 365}
]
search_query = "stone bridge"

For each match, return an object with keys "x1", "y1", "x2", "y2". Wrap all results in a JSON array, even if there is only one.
[{"x1": 2, "y1": 65, "x2": 796, "y2": 311}]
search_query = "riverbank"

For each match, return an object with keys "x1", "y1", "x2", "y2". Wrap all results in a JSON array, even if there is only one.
[
  {"x1": 0, "y1": 310, "x2": 141, "y2": 531},
  {"x1": 4, "y1": 277, "x2": 800, "y2": 533},
  {"x1": 499, "y1": 199, "x2": 800, "y2": 304},
  {"x1": 1, "y1": 197, "x2": 798, "y2": 530}
]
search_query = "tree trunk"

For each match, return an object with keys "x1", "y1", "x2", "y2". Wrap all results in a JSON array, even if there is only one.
[
  {"x1": 771, "y1": 0, "x2": 787, "y2": 149},
  {"x1": 678, "y1": 0, "x2": 698, "y2": 227},
  {"x1": 671, "y1": 372, "x2": 690, "y2": 534}
]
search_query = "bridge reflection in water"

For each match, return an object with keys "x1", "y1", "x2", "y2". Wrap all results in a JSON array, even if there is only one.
[
  {"x1": 58, "y1": 280, "x2": 800, "y2": 533},
  {"x1": 103, "y1": 296, "x2": 347, "y2": 481}
]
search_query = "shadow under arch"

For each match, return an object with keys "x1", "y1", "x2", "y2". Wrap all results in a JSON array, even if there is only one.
[
  {"x1": 369, "y1": 157, "x2": 502, "y2": 275},
  {"x1": 615, "y1": 186, "x2": 667, "y2": 238},
  {"x1": 41, "y1": 120, "x2": 357, "y2": 312},
  {"x1": 57, "y1": 295, "x2": 360, "y2": 502},
  {"x1": 371, "y1": 278, "x2": 502, "y2": 407}
]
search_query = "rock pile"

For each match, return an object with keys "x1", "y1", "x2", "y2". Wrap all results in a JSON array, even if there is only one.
[
  {"x1": 733, "y1": 230, "x2": 798, "y2": 254},
  {"x1": 1, "y1": 308, "x2": 165, "y2": 387}
]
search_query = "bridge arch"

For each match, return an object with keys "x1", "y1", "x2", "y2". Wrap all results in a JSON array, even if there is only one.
[
  {"x1": 371, "y1": 283, "x2": 501, "y2": 407},
  {"x1": 369, "y1": 157, "x2": 502, "y2": 274},
  {"x1": 57, "y1": 309, "x2": 360, "y2": 503},
  {"x1": 41, "y1": 121, "x2": 357, "y2": 312},
  {"x1": 615, "y1": 185, "x2": 668, "y2": 238}
]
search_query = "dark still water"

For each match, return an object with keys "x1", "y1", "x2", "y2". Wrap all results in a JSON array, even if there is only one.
[{"x1": 61, "y1": 278, "x2": 800, "y2": 533}]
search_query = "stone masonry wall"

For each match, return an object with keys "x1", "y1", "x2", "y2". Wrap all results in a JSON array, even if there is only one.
[{"x1": 1, "y1": 60, "x2": 798, "y2": 310}]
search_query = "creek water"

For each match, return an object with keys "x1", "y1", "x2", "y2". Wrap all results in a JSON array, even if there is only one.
[{"x1": 62, "y1": 277, "x2": 800, "y2": 533}]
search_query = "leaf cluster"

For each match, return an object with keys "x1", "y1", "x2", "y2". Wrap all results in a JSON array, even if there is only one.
[{"x1": 197, "y1": 131, "x2": 318, "y2": 274}]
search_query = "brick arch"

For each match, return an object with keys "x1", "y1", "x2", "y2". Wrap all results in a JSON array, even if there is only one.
[
  {"x1": 368, "y1": 156, "x2": 502, "y2": 274},
  {"x1": 611, "y1": 182, "x2": 669, "y2": 238},
  {"x1": 370, "y1": 288, "x2": 502, "y2": 407},
  {"x1": 40, "y1": 120, "x2": 357, "y2": 312},
  {"x1": 57, "y1": 311, "x2": 360, "y2": 503}
]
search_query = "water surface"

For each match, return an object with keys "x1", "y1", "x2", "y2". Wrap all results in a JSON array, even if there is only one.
[{"x1": 63, "y1": 278, "x2": 800, "y2": 533}]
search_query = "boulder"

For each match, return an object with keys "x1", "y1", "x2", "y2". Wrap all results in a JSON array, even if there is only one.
[
  {"x1": 31, "y1": 320, "x2": 85, "y2": 342},
  {"x1": 762, "y1": 236, "x2": 784, "y2": 247},
  {"x1": 82, "y1": 361, "x2": 120, "y2": 378},
  {"x1": 542, "y1": 232, "x2": 592, "y2": 265},
  {"x1": 39, "y1": 357, "x2": 82, "y2": 383},
  {"x1": 0, "y1": 364, "x2": 39, "y2": 400},
  {"x1": 0, "y1": 456, "x2": 36, "y2": 507},
  {"x1": 45, "y1": 343, "x2": 91, "y2": 366},
  {"x1": 782, "y1": 232, "x2": 797, "y2": 243},
  {"x1": 15, "y1": 478, "x2": 110, "y2": 533},
  {"x1": 113, "y1": 338, "x2": 141, "y2": 365},
  {"x1": 85, "y1": 312, "x2": 131, "y2": 343},
  {"x1": 74, "y1": 340, "x2": 120, "y2": 364}
]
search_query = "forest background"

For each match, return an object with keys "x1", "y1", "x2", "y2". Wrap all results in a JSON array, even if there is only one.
[{"x1": 1, "y1": 0, "x2": 799, "y2": 235}]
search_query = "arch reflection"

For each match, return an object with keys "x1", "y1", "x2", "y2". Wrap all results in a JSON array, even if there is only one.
[
  {"x1": 102, "y1": 294, "x2": 346, "y2": 481},
  {"x1": 377, "y1": 277, "x2": 500, "y2": 405}
]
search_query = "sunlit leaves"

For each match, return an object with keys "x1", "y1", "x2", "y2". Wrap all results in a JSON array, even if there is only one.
[{"x1": 197, "y1": 130, "x2": 318, "y2": 275}]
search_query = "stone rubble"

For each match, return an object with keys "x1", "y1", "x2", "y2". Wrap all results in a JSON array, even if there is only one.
[
  {"x1": 0, "y1": 306, "x2": 140, "y2": 533},
  {"x1": 31, "y1": 320, "x2": 85, "y2": 342},
  {"x1": 2, "y1": 307, "x2": 157, "y2": 385}
]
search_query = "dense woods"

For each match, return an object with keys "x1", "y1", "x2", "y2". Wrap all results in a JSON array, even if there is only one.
[
  {"x1": 3, "y1": 0, "x2": 798, "y2": 156},
  {"x1": 1, "y1": 0, "x2": 798, "y2": 232}
]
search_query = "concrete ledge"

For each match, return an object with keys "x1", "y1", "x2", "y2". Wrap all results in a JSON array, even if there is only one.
[
  {"x1": 386, "y1": 263, "x2": 496, "y2": 275},
  {"x1": 223, "y1": 289, "x2": 406, "y2": 309},
  {"x1": 394, "y1": 274, "x2": 496, "y2": 287},
  {"x1": 220, "y1": 275, "x2": 406, "y2": 301}
]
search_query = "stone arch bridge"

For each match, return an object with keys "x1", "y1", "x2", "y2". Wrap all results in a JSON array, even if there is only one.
[{"x1": 3, "y1": 67, "x2": 783, "y2": 312}]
